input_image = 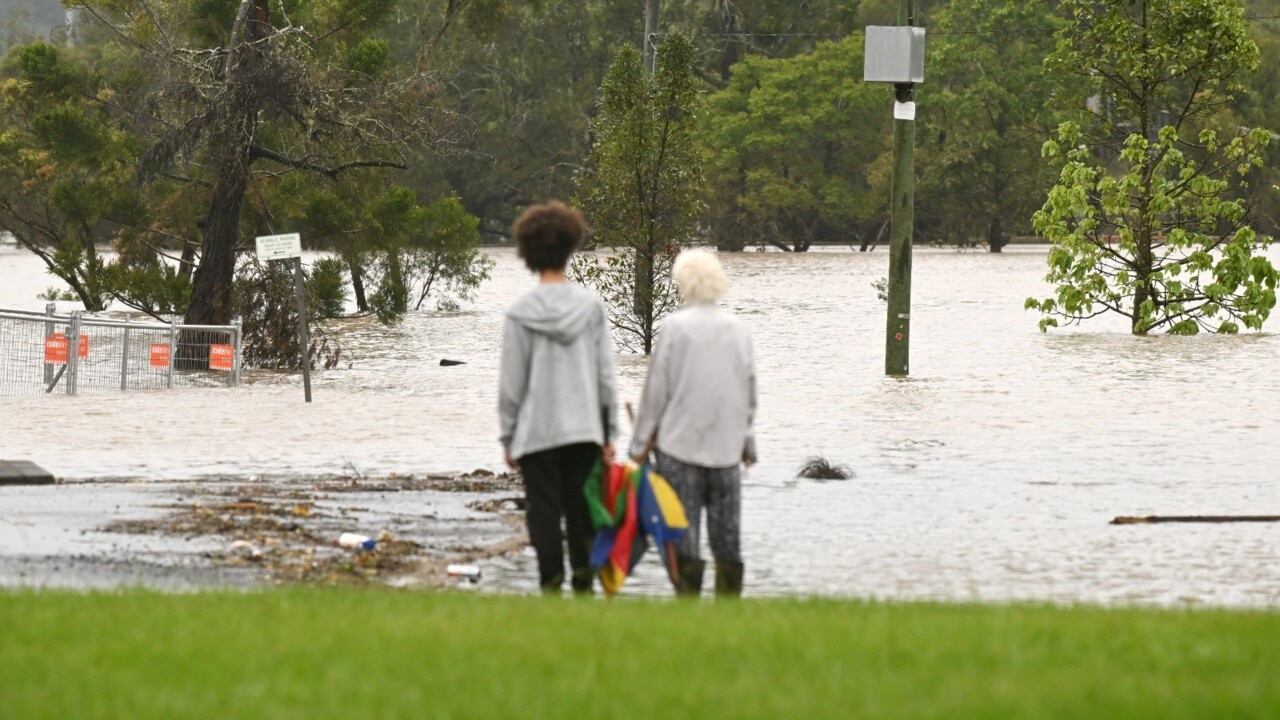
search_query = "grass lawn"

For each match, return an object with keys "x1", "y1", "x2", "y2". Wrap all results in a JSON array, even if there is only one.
[{"x1": 1, "y1": 589, "x2": 1277, "y2": 719}]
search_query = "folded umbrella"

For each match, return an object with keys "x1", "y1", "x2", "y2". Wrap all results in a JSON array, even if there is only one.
[{"x1": 584, "y1": 460, "x2": 689, "y2": 595}]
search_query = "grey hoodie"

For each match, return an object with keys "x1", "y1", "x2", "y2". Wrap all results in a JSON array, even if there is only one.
[{"x1": 499, "y1": 282, "x2": 618, "y2": 460}]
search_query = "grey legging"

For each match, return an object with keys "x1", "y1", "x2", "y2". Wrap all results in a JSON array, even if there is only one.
[{"x1": 654, "y1": 449, "x2": 742, "y2": 563}]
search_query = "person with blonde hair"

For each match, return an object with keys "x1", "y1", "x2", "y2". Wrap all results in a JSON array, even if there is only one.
[
  {"x1": 499, "y1": 201, "x2": 617, "y2": 594},
  {"x1": 630, "y1": 248, "x2": 756, "y2": 597}
]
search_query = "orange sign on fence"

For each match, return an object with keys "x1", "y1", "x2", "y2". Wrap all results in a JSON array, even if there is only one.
[
  {"x1": 209, "y1": 344, "x2": 235, "y2": 371},
  {"x1": 78, "y1": 334, "x2": 88, "y2": 359},
  {"x1": 44, "y1": 333, "x2": 68, "y2": 364},
  {"x1": 149, "y1": 343, "x2": 171, "y2": 368}
]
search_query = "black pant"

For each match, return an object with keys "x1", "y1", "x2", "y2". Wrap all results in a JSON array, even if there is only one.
[{"x1": 518, "y1": 442, "x2": 599, "y2": 592}]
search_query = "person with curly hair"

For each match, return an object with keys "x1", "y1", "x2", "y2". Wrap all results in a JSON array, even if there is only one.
[{"x1": 499, "y1": 201, "x2": 617, "y2": 594}]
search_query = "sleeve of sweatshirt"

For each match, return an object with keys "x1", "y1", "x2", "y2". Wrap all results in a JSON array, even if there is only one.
[
  {"x1": 498, "y1": 315, "x2": 530, "y2": 454},
  {"x1": 597, "y1": 301, "x2": 618, "y2": 445},
  {"x1": 628, "y1": 328, "x2": 671, "y2": 460}
]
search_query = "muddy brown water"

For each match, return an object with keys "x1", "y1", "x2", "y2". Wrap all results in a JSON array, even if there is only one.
[{"x1": 1, "y1": 244, "x2": 1278, "y2": 605}]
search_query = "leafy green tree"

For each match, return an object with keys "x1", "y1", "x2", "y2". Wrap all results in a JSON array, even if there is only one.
[
  {"x1": 922, "y1": 0, "x2": 1064, "y2": 251},
  {"x1": 574, "y1": 33, "x2": 702, "y2": 354},
  {"x1": 1028, "y1": 0, "x2": 1277, "y2": 334},
  {"x1": 702, "y1": 36, "x2": 889, "y2": 252}
]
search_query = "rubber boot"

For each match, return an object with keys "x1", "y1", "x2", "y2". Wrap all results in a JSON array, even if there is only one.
[
  {"x1": 714, "y1": 560, "x2": 744, "y2": 598},
  {"x1": 540, "y1": 571, "x2": 565, "y2": 596},
  {"x1": 570, "y1": 567, "x2": 595, "y2": 596},
  {"x1": 674, "y1": 555, "x2": 705, "y2": 598}
]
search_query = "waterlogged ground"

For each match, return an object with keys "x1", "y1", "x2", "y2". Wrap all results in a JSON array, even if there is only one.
[{"x1": 1, "y1": 244, "x2": 1278, "y2": 604}]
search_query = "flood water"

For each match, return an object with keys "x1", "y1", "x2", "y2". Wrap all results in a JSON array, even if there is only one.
[{"x1": 1, "y1": 242, "x2": 1278, "y2": 606}]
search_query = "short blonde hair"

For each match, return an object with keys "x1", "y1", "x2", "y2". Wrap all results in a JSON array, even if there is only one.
[{"x1": 672, "y1": 248, "x2": 726, "y2": 304}]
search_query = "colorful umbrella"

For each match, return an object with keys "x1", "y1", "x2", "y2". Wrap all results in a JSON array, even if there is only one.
[{"x1": 584, "y1": 460, "x2": 689, "y2": 595}]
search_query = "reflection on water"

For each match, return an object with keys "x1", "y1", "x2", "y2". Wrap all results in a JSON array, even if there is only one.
[{"x1": 2, "y1": 246, "x2": 1278, "y2": 606}]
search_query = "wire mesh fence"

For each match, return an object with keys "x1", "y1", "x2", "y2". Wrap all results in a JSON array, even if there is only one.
[{"x1": 0, "y1": 305, "x2": 241, "y2": 396}]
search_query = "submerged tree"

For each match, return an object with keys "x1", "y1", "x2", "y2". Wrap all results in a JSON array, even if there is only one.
[
  {"x1": 574, "y1": 34, "x2": 703, "y2": 354},
  {"x1": 1028, "y1": 0, "x2": 1277, "y2": 334}
]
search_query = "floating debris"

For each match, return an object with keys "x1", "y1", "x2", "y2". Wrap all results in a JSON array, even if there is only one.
[{"x1": 1112, "y1": 515, "x2": 1280, "y2": 525}]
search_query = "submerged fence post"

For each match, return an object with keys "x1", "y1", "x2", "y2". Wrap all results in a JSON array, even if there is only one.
[
  {"x1": 167, "y1": 318, "x2": 176, "y2": 389},
  {"x1": 121, "y1": 316, "x2": 130, "y2": 391},
  {"x1": 43, "y1": 302, "x2": 54, "y2": 387},
  {"x1": 231, "y1": 317, "x2": 242, "y2": 388},
  {"x1": 67, "y1": 312, "x2": 81, "y2": 396}
]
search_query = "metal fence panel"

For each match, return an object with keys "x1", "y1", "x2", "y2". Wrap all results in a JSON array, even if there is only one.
[{"x1": 0, "y1": 307, "x2": 241, "y2": 396}]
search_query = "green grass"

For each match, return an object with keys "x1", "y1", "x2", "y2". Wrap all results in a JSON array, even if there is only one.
[{"x1": 1, "y1": 590, "x2": 1277, "y2": 719}]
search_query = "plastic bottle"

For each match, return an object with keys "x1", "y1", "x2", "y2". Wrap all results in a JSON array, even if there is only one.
[
  {"x1": 337, "y1": 532, "x2": 377, "y2": 551},
  {"x1": 447, "y1": 564, "x2": 482, "y2": 583}
]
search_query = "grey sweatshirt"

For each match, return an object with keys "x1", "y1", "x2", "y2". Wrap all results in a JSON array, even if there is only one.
[
  {"x1": 499, "y1": 282, "x2": 618, "y2": 460},
  {"x1": 629, "y1": 303, "x2": 756, "y2": 468}
]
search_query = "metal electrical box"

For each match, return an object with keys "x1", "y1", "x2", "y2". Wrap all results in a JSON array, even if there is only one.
[{"x1": 863, "y1": 26, "x2": 926, "y2": 84}]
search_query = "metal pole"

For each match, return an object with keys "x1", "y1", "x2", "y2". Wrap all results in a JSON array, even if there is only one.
[
  {"x1": 884, "y1": 0, "x2": 917, "y2": 377},
  {"x1": 231, "y1": 317, "x2": 242, "y2": 388},
  {"x1": 43, "y1": 302, "x2": 55, "y2": 386},
  {"x1": 121, "y1": 317, "x2": 130, "y2": 391},
  {"x1": 293, "y1": 256, "x2": 312, "y2": 402},
  {"x1": 167, "y1": 319, "x2": 176, "y2": 389},
  {"x1": 67, "y1": 312, "x2": 80, "y2": 395}
]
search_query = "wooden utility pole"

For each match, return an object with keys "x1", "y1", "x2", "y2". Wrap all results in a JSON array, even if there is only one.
[
  {"x1": 884, "y1": 0, "x2": 917, "y2": 377},
  {"x1": 644, "y1": 0, "x2": 660, "y2": 74}
]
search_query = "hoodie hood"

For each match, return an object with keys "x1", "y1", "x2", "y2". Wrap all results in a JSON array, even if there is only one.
[{"x1": 506, "y1": 283, "x2": 598, "y2": 344}]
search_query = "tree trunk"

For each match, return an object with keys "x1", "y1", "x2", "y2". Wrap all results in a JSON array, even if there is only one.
[
  {"x1": 184, "y1": 0, "x2": 265, "y2": 328},
  {"x1": 178, "y1": 237, "x2": 196, "y2": 283},
  {"x1": 1132, "y1": 227, "x2": 1154, "y2": 334},
  {"x1": 344, "y1": 250, "x2": 370, "y2": 312},
  {"x1": 717, "y1": 3, "x2": 741, "y2": 85},
  {"x1": 987, "y1": 216, "x2": 1005, "y2": 253},
  {"x1": 186, "y1": 154, "x2": 250, "y2": 326}
]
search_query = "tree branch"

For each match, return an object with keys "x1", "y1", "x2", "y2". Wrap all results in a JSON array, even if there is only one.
[{"x1": 249, "y1": 146, "x2": 407, "y2": 177}]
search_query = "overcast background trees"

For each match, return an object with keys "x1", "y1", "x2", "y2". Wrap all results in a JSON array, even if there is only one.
[{"x1": 2, "y1": 0, "x2": 1278, "y2": 337}]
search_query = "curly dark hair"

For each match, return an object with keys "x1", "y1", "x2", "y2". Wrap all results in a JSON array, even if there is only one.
[{"x1": 513, "y1": 201, "x2": 587, "y2": 272}]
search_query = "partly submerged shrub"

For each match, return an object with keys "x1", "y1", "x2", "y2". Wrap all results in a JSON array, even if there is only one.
[{"x1": 797, "y1": 456, "x2": 854, "y2": 481}]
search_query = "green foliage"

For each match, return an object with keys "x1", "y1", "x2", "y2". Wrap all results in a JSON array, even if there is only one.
[
  {"x1": 296, "y1": 183, "x2": 490, "y2": 323},
  {"x1": 346, "y1": 38, "x2": 390, "y2": 76},
  {"x1": 16, "y1": 42, "x2": 82, "y2": 97},
  {"x1": 1031, "y1": 0, "x2": 1278, "y2": 334},
  {"x1": 574, "y1": 34, "x2": 703, "y2": 354},
  {"x1": 703, "y1": 36, "x2": 888, "y2": 251},
  {"x1": 231, "y1": 259, "x2": 341, "y2": 370},
  {"x1": 36, "y1": 286, "x2": 77, "y2": 302},
  {"x1": 101, "y1": 261, "x2": 191, "y2": 317},
  {"x1": 310, "y1": 257, "x2": 349, "y2": 320},
  {"x1": 404, "y1": 195, "x2": 494, "y2": 312}
]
